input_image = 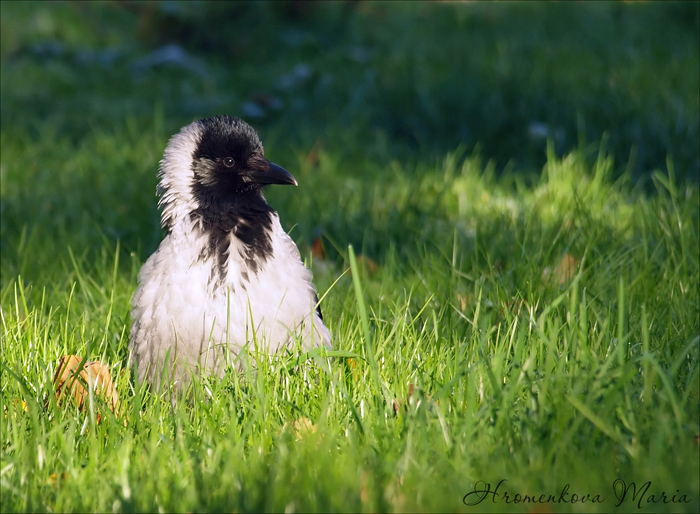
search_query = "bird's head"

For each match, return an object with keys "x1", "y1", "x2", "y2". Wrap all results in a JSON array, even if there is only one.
[{"x1": 157, "y1": 115, "x2": 297, "y2": 230}]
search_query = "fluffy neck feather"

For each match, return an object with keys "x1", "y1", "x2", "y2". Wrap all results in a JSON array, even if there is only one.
[{"x1": 190, "y1": 190, "x2": 275, "y2": 286}]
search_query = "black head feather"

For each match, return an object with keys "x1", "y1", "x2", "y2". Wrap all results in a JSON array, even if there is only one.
[{"x1": 188, "y1": 116, "x2": 278, "y2": 286}]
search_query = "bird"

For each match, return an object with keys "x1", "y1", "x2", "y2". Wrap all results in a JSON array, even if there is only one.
[{"x1": 129, "y1": 115, "x2": 330, "y2": 388}]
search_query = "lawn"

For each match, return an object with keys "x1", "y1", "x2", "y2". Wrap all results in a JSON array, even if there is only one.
[{"x1": 1, "y1": 2, "x2": 699, "y2": 512}]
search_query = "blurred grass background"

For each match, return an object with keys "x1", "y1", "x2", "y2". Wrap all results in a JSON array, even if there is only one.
[
  {"x1": 2, "y1": 0, "x2": 698, "y2": 286},
  {"x1": 2, "y1": 1, "x2": 699, "y2": 262},
  {"x1": 2, "y1": 1, "x2": 699, "y2": 175}
]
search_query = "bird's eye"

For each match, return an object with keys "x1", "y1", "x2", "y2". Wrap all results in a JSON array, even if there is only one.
[{"x1": 223, "y1": 157, "x2": 235, "y2": 168}]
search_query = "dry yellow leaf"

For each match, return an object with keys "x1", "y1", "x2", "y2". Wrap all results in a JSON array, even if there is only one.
[
  {"x1": 543, "y1": 253, "x2": 580, "y2": 285},
  {"x1": 52, "y1": 355, "x2": 123, "y2": 425},
  {"x1": 311, "y1": 235, "x2": 326, "y2": 260},
  {"x1": 3, "y1": 399, "x2": 29, "y2": 419},
  {"x1": 457, "y1": 293, "x2": 469, "y2": 312},
  {"x1": 291, "y1": 417, "x2": 316, "y2": 439},
  {"x1": 47, "y1": 472, "x2": 68, "y2": 485}
]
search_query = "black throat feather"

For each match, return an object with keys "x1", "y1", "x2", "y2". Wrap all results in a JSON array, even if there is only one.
[{"x1": 190, "y1": 186, "x2": 275, "y2": 288}]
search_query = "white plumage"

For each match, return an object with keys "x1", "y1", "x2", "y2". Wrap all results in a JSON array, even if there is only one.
[{"x1": 129, "y1": 116, "x2": 330, "y2": 387}]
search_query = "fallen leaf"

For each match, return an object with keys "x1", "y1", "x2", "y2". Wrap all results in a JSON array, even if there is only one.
[
  {"x1": 311, "y1": 235, "x2": 326, "y2": 260},
  {"x1": 349, "y1": 255, "x2": 378, "y2": 276},
  {"x1": 3, "y1": 399, "x2": 29, "y2": 419},
  {"x1": 47, "y1": 472, "x2": 68, "y2": 485},
  {"x1": 457, "y1": 293, "x2": 469, "y2": 312},
  {"x1": 291, "y1": 417, "x2": 316, "y2": 439},
  {"x1": 543, "y1": 253, "x2": 580, "y2": 285},
  {"x1": 279, "y1": 416, "x2": 322, "y2": 445},
  {"x1": 52, "y1": 355, "x2": 124, "y2": 425},
  {"x1": 347, "y1": 357, "x2": 361, "y2": 382}
]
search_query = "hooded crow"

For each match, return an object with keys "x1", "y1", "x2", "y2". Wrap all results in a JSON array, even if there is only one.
[{"x1": 129, "y1": 115, "x2": 330, "y2": 387}]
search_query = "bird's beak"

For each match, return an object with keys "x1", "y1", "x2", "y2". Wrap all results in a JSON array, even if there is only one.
[{"x1": 246, "y1": 160, "x2": 298, "y2": 186}]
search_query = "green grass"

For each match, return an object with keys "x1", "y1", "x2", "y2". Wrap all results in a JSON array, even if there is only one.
[{"x1": 1, "y1": 2, "x2": 699, "y2": 512}]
